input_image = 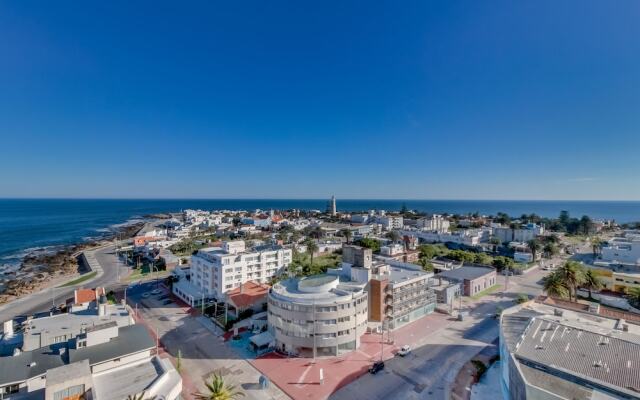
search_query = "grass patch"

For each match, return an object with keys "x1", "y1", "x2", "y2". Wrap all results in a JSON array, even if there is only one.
[
  {"x1": 59, "y1": 271, "x2": 97, "y2": 287},
  {"x1": 126, "y1": 267, "x2": 170, "y2": 282},
  {"x1": 470, "y1": 284, "x2": 502, "y2": 300}
]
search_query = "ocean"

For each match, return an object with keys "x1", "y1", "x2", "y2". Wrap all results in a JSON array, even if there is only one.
[{"x1": 1, "y1": 198, "x2": 640, "y2": 273}]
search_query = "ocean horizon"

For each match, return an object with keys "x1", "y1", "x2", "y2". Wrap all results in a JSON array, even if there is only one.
[{"x1": 1, "y1": 198, "x2": 640, "y2": 273}]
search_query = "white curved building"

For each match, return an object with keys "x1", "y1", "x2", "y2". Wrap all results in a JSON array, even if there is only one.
[{"x1": 267, "y1": 275, "x2": 368, "y2": 357}]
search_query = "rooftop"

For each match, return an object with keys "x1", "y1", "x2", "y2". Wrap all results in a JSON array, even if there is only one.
[
  {"x1": 436, "y1": 265, "x2": 495, "y2": 281},
  {"x1": 93, "y1": 356, "x2": 168, "y2": 400},
  {"x1": 226, "y1": 281, "x2": 270, "y2": 309},
  {"x1": 270, "y1": 275, "x2": 366, "y2": 305},
  {"x1": 68, "y1": 324, "x2": 155, "y2": 365}
]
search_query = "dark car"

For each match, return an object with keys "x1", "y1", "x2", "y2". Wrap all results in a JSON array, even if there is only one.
[
  {"x1": 162, "y1": 299, "x2": 173, "y2": 305},
  {"x1": 369, "y1": 361, "x2": 384, "y2": 374}
]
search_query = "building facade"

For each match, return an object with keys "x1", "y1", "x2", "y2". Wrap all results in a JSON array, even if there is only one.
[
  {"x1": 267, "y1": 275, "x2": 368, "y2": 357},
  {"x1": 181, "y1": 240, "x2": 292, "y2": 303}
]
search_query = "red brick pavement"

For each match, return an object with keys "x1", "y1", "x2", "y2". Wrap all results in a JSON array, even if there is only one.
[{"x1": 251, "y1": 312, "x2": 452, "y2": 400}]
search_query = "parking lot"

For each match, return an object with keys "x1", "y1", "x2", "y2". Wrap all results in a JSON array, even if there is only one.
[{"x1": 125, "y1": 281, "x2": 289, "y2": 400}]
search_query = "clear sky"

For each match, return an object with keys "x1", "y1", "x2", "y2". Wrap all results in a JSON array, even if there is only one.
[{"x1": 1, "y1": 1, "x2": 639, "y2": 200}]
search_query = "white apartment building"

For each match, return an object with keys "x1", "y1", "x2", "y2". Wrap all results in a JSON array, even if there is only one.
[
  {"x1": 176, "y1": 240, "x2": 292, "y2": 304},
  {"x1": 401, "y1": 229, "x2": 488, "y2": 247},
  {"x1": 417, "y1": 214, "x2": 450, "y2": 233},
  {"x1": 601, "y1": 233, "x2": 640, "y2": 266},
  {"x1": 377, "y1": 216, "x2": 404, "y2": 231},
  {"x1": 493, "y1": 223, "x2": 544, "y2": 244}
]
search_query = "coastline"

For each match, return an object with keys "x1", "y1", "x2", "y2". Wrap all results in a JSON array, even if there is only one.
[{"x1": 0, "y1": 221, "x2": 144, "y2": 305}]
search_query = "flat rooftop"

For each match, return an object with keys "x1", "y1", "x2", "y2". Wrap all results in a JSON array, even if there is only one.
[
  {"x1": 270, "y1": 276, "x2": 366, "y2": 305},
  {"x1": 93, "y1": 357, "x2": 163, "y2": 400},
  {"x1": 436, "y1": 265, "x2": 495, "y2": 281},
  {"x1": 23, "y1": 304, "x2": 130, "y2": 342}
]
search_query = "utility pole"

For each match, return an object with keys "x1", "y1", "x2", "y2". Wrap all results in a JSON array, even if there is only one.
[
  {"x1": 380, "y1": 318, "x2": 384, "y2": 362},
  {"x1": 201, "y1": 291, "x2": 205, "y2": 315}
]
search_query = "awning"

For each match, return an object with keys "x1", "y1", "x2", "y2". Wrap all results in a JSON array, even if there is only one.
[{"x1": 249, "y1": 331, "x2": 274, "y2": 348}]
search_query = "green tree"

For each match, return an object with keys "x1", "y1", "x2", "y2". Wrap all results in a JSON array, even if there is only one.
[
  {"x1": 527, "y1": 239, "x2": 541, "y2": 261},
  {"x1": 556, "y1": 261, "x2": 585, "y2": 302},
  {"x1": 305, "y1": 239, "x2": 319, "y2": 267},
  {"x1": 194, "y1": 374, "x2": 245, "y2": 400},
  {"x1": 591, "y1": 237, "x2": 603, "y2": 257},
  {"x1": 386, "y1": 230, "x2": 401, "y2": 243},
  {"x1": 582, "y1": 269, "x2": 603, "y2": 299},
  {"x1": 542, "y1": 271, "x2": 569, "y2": 299},
  {"x1": 579, "y1": 215, "x2": 593, "y2": 235},
  {"x1": 492, "y1": 256, "x2": 514, "y2": 271},
  {"x1": 418, "y1": 257, "x2": 433, "y2": 272},
  {"x1": 339, "y1": 228, "x2": 352, "y2": 244},
  {"x1": 357, "y1": 238, "x2": 381, "y2": 253},
  {"x1": 448, "y1": 250, "x2": 476, "y2": 264},
  {"x1": 543, "y1": 243, "x2": 558, "y2": 258},
  {"x1": 473, "y1": 252, "x2": 493, "y2": 265},
  {"x1": 418, "y1": 244, "x2": 438, "y2": 260}
]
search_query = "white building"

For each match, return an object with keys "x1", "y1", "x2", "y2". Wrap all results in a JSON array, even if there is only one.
[
  {"x1": 173, "y1": 240, "x2": 292, "y2": 306},
  {"x1": 493, "y1": 223, "x2": 544, "y2": 244},
  {"x1": 380, "y1": 243, "x2": 404, "y2": 256},
  {"x1": 377, "y1": 216, "x2": 404, "y2": 231},
  {"x1": 402, "y1": 229, "x2": 488, "y2": 247},
  {"x1": 601, "y1": 232, "x2": 640, "y2": 266},
  {"x1": 417, "y1": 214, "x2": 450, "y2": 233}
]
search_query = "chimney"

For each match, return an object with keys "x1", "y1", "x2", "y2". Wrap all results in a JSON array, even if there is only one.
[
  {"x1": 74, "y1": 289, "x2": 79, "y2": 305},
  {"x1": 3, "y1": 320, "x2": 14, "y2": 338}
]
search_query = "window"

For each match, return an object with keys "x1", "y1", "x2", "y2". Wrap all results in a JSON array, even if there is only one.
[{"x1": 53, "y1": 384, "x2": 84, "y2": 400}]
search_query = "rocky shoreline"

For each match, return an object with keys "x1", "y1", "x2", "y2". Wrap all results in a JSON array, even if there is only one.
[{"x1": 0, "y1": 221, "x2": 144, "y2": 305}]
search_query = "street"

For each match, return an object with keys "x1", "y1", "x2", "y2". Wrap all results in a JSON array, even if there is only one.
[
  {"x1": 0, "y1": 244, "x2": 128, "y2": 322},
  {"x1": 330, "y1": 268, "x2": 547, "y2": 400},
  {"x1": 126, "y1": 281, "x2": 289, "y2": 400}
]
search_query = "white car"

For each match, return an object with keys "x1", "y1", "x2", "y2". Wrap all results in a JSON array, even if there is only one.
[{"x1": 397, "y1": 345, "x2": 411, "y2": 357}]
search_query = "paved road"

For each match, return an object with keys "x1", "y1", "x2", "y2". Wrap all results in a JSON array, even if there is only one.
[
  {"x1": 331, "y1": 269, "x2": 546, "y2": 400},
  {"x1": 127, "y1": 282, "x2": 289, "y2": 400},
  {"x1": 0, "y1": 245, "x2": 127, "y2": 322}
]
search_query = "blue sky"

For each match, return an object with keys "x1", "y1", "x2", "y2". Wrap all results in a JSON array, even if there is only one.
[{"x1": 1, "y1": 1, "x2": 639, "y2": 200}]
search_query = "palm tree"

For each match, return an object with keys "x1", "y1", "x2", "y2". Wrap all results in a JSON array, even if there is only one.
[
  {"x1": 543, "y1": 243, "x2": 557, "y2": 258},
  {"x1": 542, "y1": 272, "x2": 569, "y2": 300},
  {"x1": 627, "y1": 287, "x2": 640, "y2": 309},
  {"x1": 556, "y1": 261, "x2": 585, "y2": 302},
  {"x1": 591, "y1": 237, "x2": 602, "y2": 257},
  {"x1": 194, "y1": 374, "x2": 245, "y2": 400},
  {"x1": 340, "y1": 228, "x2": 352, "y2": 244},
  {"x1": 527, "y1": 239, "x2": 541, "y2": 260},
  {"x1": 305, "y1": 239, "x2": 319, "y2": 267},
  {"x1": 582, "y1": 269, "x2": 603, "y2": 299},
  {"x1": 127, "y1": 392, "x2": 156, "y2": 400}
]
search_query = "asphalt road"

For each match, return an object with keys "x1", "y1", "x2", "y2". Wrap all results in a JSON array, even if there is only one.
[
  {"x1": 331, "y1": 269, "x2": 547, "y2": 400},
  {"x1": 0, "y1": 245, "x2": 127, "y2": 322}
]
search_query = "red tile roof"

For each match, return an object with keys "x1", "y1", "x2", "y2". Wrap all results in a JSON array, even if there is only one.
[
  {"x1": 227, "y1": 281, "x2": 270, "y2": 309},
  {"x1": 75, "y1": 287, "x2": 105, "y2": 304}
]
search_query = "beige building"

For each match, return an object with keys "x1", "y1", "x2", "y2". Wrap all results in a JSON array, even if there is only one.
[{"x1": 267, "y1": 275, "x2": 368, "y2": 357}]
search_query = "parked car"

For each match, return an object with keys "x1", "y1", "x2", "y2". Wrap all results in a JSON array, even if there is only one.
[
  {"x1": 162, "y1": 299, "x2": 173, "y2": 305},
  {"x1": 369, "y1": 361, "x2": 384, "y2": 374},
  {"x1": 397, "y1": 345, "x2": 411, "y2": 357}
]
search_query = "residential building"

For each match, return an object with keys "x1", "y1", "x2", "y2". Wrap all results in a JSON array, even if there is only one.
[
  {"x1": 493, "y1": 223, "x2": 544, "y2": 244},
  {"x1": 377, "y1": 216, "x2": 404, "y2": 231},
  {"x1": 499, "y1": 301, "x2": 640, "y2": 400},
  {"x1": 267, "y1": 274, "x2": 369, "y2": 357},
  {"x1": 417, "y1": 214, "x2": 450, "y2": 233},
  {"x1": 335, "y1": 245, "x2": 436, "y2": 330},
  {"x1": 225, "y1": 281, "x2": 270, "y2": 320},
  {"x1": 368, "y1": 264, "x2": 436, "y2": 330},
  {"x1": 601, "y1": 233, "x2": 640, "y2": 266},
  {"x1": 402, "y1": 229, "x2": 487, "y2": 247},
  {"x1": 173, "y1": 240, "x2": 292, "y2": 306},
  {"x1": 0, "y1": 296, "x2": 180, "y2": 399},
  {"x1": 435, "y1": 266, "x2": 497, "y2": 296}
]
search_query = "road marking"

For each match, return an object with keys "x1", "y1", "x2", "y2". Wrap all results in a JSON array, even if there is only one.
[{"x1": 295, "y1": 364, "x2": 314, "y2": 387}]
